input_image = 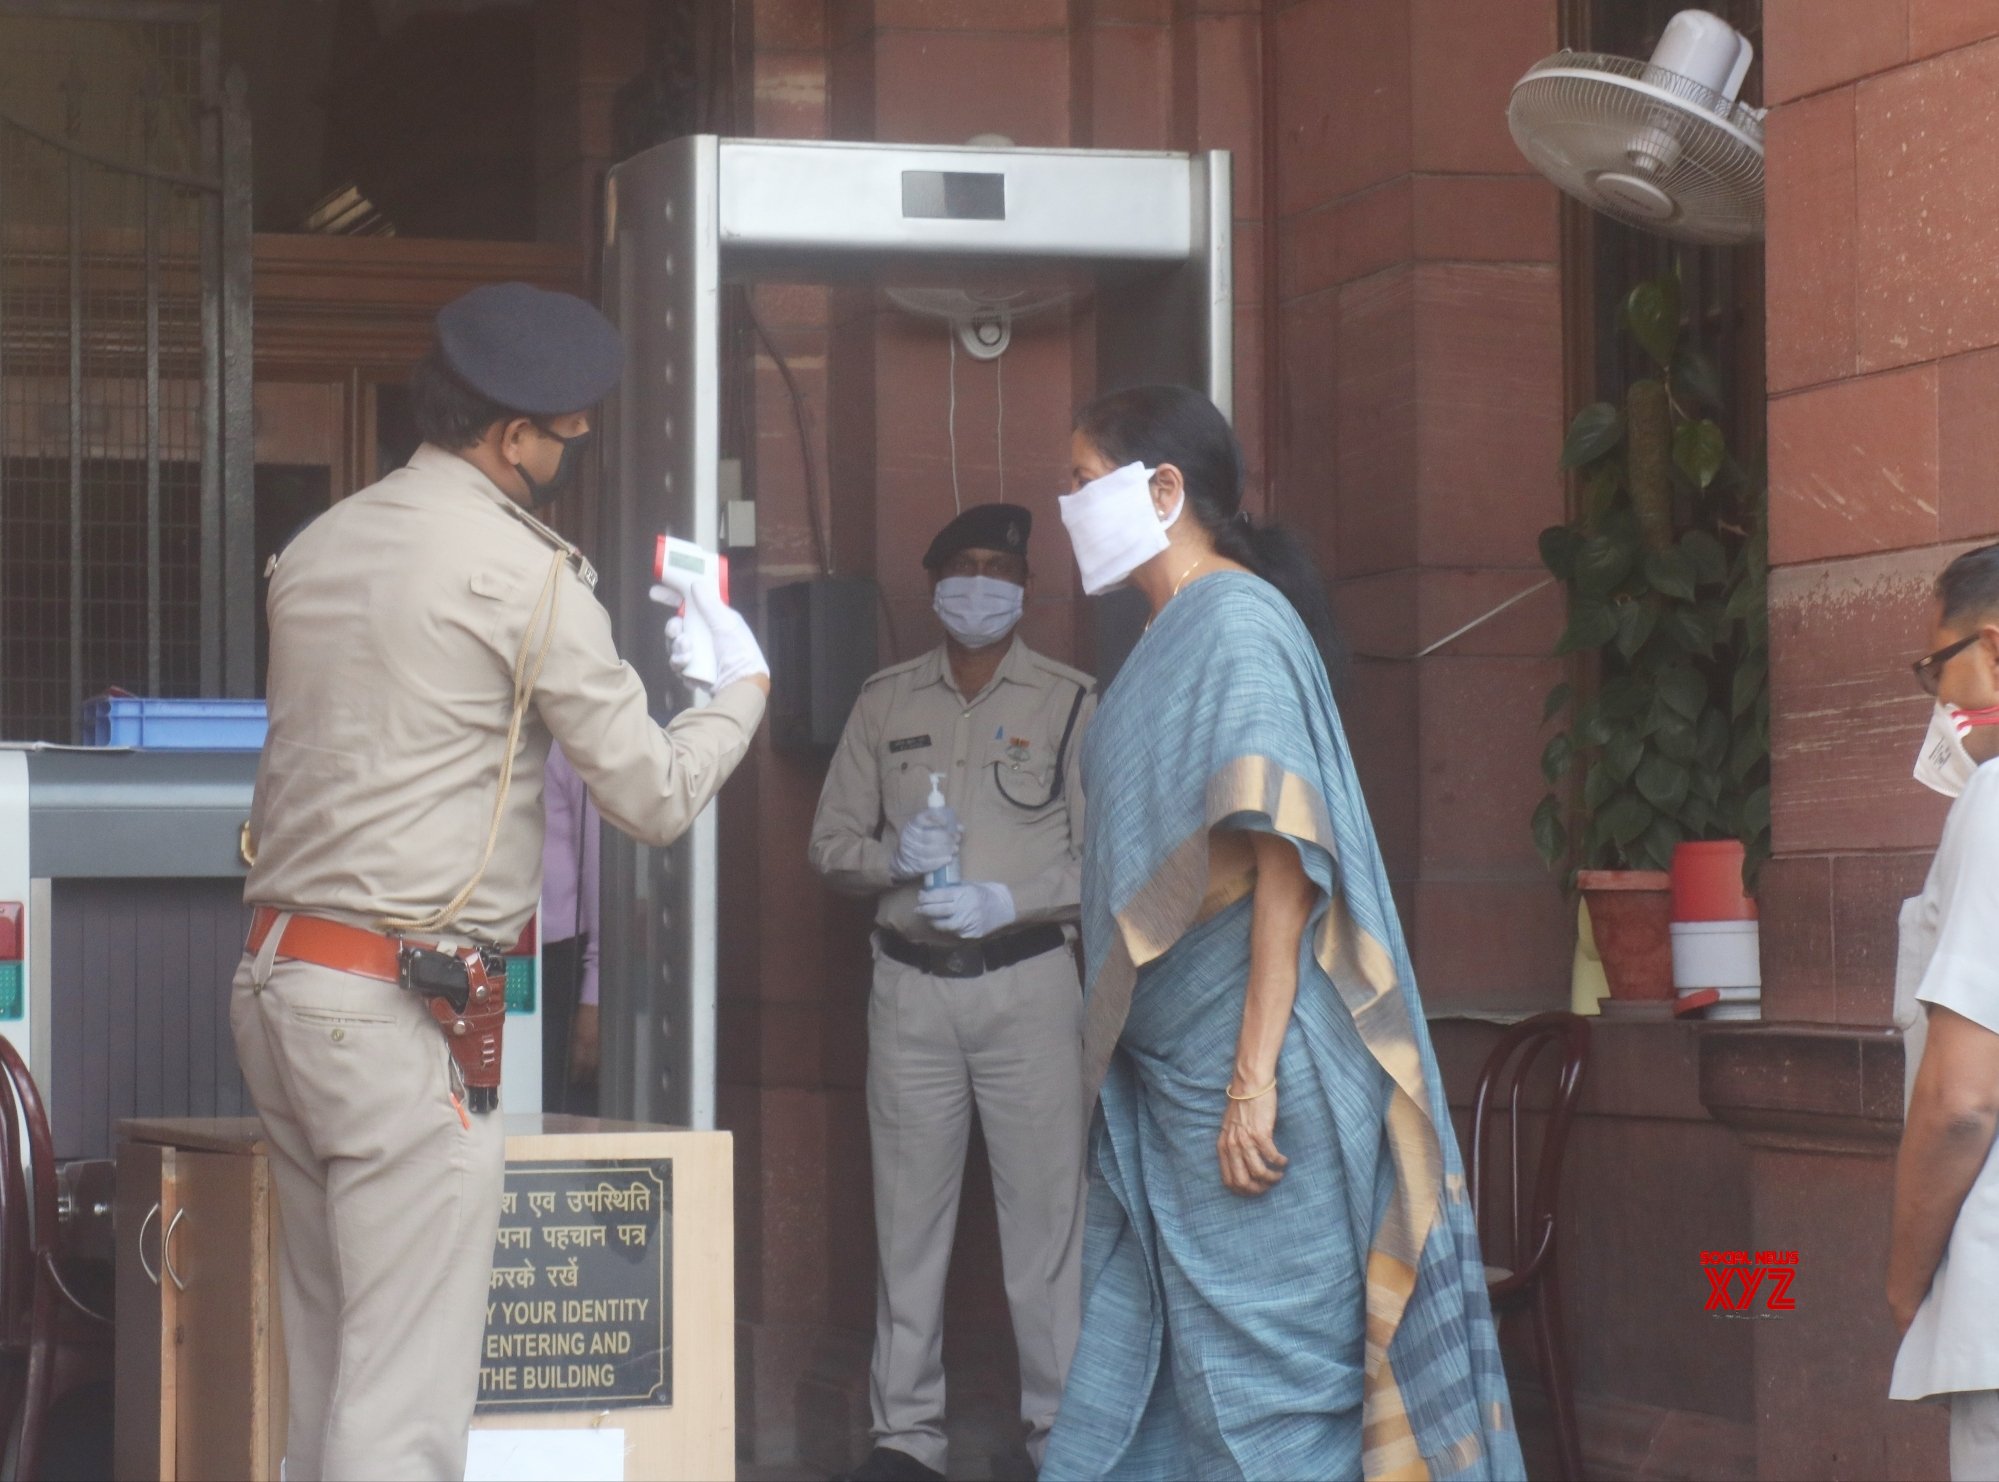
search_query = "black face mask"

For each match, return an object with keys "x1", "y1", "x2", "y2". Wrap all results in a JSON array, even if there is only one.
[{"x1": 515, "y1": 422, "x2": 591, "y2": 508}]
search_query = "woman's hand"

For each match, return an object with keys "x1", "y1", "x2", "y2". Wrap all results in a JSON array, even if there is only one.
[
  {"x1": 1218, "y1": 1086, "x2": 1288, "y2": 1196},
  {"x1": 1888, "y1": 1276, "x2": 1926, "y2": 1339}
]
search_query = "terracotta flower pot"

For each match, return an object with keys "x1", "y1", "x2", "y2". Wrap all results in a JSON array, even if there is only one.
[
  {"x1": 1576, "y1": 870, "x2": 1674, "y2": 1000},
  {"x1": 1669, "y1": 840, "x2": 1758, "y2": 922}
]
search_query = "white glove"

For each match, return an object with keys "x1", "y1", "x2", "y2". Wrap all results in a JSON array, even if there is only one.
[
  {"x1": 917, "y1": 881, "x2": 1016, "y2": 940},
  {"x1": 892, "y1": 810, "x2": 962, "y2": 882},
  {"x1": 687, "y1": 578, "x2": 768, "y2": 690}
]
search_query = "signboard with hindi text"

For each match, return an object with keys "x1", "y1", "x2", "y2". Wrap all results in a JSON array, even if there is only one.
[{"x1": 477, "y1": 1159, "x2": 673, "y2": 1412}]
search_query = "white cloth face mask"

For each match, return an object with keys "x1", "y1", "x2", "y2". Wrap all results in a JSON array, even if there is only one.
[
  {"x1": 1058, "y1": 461, "x2": 1183, "y2": 596},
  {"x1": 932, "y1": 575, "x2": 1024, "y2": 649},
  {"x1": 1913, "y1": 700, "x2": 1999, "y2": 798}
]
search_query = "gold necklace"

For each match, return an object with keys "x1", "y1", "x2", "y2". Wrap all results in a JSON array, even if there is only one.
[{"x1": 1144, "y1": 553, "x2": 1211, "y2": 632}]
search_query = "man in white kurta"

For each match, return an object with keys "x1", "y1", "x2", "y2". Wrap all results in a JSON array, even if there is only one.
[{"x1": 1889, "y1": 542, "x2": 1999, "y2": 1479}]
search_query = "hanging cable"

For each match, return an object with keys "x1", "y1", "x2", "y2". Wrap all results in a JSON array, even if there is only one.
[
  {"x1": 947, "y1": 331, "x2": 961, "y2": 512},
  {"x1": 745, "y1": 296, "x2": 831, "y2": 576},
  {"x1": 995, "y1": 350, "x2": 1005, "y2": 501}
]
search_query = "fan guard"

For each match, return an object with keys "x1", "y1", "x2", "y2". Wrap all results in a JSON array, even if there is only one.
[{"x1": 1509, "y1": 49, "x2": 1765, "y2": 245}]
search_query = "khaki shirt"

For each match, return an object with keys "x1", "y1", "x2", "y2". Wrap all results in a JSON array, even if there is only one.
[
  {"x1": 809, "y1": 637, "x2": 1094, "y2": 943},
  {"x1": 245, "y1": 443, "x2": 765, "y2": 947}
]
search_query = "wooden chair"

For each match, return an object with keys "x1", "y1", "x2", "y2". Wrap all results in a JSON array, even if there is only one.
[
  {"x1": 0, "y1": 1034, "x2": 112, "y2": 1479},
  {"x1": 1469, "y1": 1011, "x2": 1591, "y2": 1482}
]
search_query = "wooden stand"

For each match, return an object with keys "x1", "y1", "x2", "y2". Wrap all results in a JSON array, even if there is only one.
[{"x1": 113, "y1": 1116, "x2": 734, "y2": 1481}]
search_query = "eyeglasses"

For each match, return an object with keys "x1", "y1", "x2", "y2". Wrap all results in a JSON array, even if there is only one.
[{"x1": 1913, "y1": 634, "x2": 1981, "y2": 696}]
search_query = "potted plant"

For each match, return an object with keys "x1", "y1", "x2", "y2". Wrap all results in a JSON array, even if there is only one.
[{"x1": 1531, "y1": 272, "x2": 1770, "y2": 1003}]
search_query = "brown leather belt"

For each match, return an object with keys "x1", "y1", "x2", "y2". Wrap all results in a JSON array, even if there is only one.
[
  {"x1": 247, "y1": 906, "x2": 412, "y2": 983},
  {"x1": 878, "y1": 924, "x2": 1066, "y2": 979},
  {"x1": 247, "y1": 906, "x2": 508, "y2": 1114}
]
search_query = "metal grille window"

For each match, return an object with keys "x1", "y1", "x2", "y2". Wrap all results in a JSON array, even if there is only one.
[{"x1": 0, "y1": 0, "x2": 253, "y2": 743}]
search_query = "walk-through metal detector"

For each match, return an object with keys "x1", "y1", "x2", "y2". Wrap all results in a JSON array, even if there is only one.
[{"x1": 599, "y1": 136, "x2": 1233, "y2": 1129}]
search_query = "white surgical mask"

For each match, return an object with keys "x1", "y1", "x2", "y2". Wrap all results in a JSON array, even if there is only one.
[
  {"x1": 1913, "y1": 700, "x2": 1999, "y2": 798},
  {"x1": 1058, "y1": 461, "x2": 1183, "y2": 595},
  {"x1": 933, "y1": 575, "x2": 1024, "y2": 649}
]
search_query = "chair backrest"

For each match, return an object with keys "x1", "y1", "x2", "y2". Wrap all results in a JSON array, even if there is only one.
[
  {"x1": 1468, "y1": 1011, "x2": 1590, "y2": 1287},
  {"x1": 0, "y1": 1035, "x2": 57, "y2": 1347}
]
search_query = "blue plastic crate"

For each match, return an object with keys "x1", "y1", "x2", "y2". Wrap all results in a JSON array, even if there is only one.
[{"x1": 81, "y1": 695, "x2": 268, "y2": 750}]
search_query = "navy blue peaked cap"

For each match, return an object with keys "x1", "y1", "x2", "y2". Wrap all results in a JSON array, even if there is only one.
[
  {"x1": 924, "y1": 503, "x2": 1032, "y2": 570},
  {"x1": 435, "y1": 282, "x2": 623, "y2": 415}
]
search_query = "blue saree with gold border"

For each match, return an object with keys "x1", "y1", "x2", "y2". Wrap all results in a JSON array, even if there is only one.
[{"x1": 1042, "y1": 572, "x2": 1523, "y2": 1482}]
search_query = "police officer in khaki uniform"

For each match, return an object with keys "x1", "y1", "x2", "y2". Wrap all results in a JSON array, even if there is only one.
[
  {"x1": 231, "y1": 282, "x2": 768, "y2": 1481},
  {"x1": 810, "y1": 505, "x2": 1094, "y2": 1482}
]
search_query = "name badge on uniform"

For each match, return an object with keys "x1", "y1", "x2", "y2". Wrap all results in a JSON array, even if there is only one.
[{"x1": 889, "y1": 735, "x2": 931, "y2": 754}]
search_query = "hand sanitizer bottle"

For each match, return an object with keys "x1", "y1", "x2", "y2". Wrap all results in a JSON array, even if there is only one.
[{"x1": 924, "y1": 772, "x2": 961, "y2": 888}]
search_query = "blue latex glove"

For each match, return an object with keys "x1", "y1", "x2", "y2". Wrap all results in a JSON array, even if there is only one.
[{"x1": 917, "y1": 881, "x2": 1016, "y2": 940}]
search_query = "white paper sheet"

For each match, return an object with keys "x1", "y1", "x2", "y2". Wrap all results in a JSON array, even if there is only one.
[{"x1": 464, "y1": 1426, "x2": 625, "y2": 1482}]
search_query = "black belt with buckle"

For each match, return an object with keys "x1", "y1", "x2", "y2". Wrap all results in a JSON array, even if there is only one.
[{"x1": 879, "y1": 924, "x2": 1066, "y2": 978}]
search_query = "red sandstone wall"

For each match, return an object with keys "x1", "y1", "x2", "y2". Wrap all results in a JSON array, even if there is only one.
[
  {"x1": 1272, "y1": 0, "x2": 1571, "y2": 1017},
  {"x1": 1760, "y1": 1, "x2": 1999, "y2": 1029}
]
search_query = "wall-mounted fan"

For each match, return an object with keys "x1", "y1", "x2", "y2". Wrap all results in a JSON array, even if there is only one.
[{"x1": 1509, "y1": 8, "x2": 1765, "y2": 245}]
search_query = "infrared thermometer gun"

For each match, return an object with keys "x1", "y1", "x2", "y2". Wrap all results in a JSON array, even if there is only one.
[{"x1": 653, "y1": 535, "x2": 729, "y2": 692}]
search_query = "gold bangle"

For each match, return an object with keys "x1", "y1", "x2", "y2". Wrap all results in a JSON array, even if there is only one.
[{"x1": 1225, "y1": 1076, "x2": 1277, "y2": 1102}]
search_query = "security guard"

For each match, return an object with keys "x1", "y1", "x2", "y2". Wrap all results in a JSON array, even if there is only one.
[
  {"x1": 231, "y1": 282, "x2": 768, "y2": 1481},
  {"x1": 810, "y1": 504, "x2": 1094, "y2": 1482}
]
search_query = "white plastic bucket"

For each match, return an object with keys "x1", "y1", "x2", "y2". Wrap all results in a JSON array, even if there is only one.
[{"x1": 1670, "y1": 920, "x2": 1761, "y2": 990}]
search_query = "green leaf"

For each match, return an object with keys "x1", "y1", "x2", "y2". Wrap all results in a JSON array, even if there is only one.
[
  {"x1": 1531, "y1": 795, "x2": 1567, "y2": 867},
  {"x1": 1681, "y1": 795, "x2": 1714, "y2": 837},
  {"x1": 1743, "y1": 784, "x2": 1772, "y2": 836},
  {"x1": 1541, "y1": 731, "x2": 1574, "y2": 786},
  {"x1": 1697, "y1": 706, "x2": 1730, "y2": 771},
  {"x1": 1605, "y1": 729, "x2": 1645, "y2": 783},
  {"x1": 1654, "y1": 711, "x2": 1698, "y2": 763},
  {"x1": 1636, "y1": 754, "x2": 1691, "y2": 811},
  {"x1": 1556, "y1": 600, "x2": 1619, "y2": 655},
  {"x1": 1601, "y1": 791, "x2": 1655, "y2": 846},
  {"x1": 1615, "y1": 600, "x2": 1658, "y2": 659},
  {"x1": 1625, "y1": 277, "x2": 1682, "y2": 369},
  {"x1": 1599, "y1": 676, "x2": 1650, "y2": 720},
  {"x1": 1726, "y1": 574, "x2": 1765, "y2": 621},
  {"x1": 1584, "y1": 760, "x2": 1619, "y2": 811},
  {"x1": 1577, "y1": 706, "x2": 1616, "y2": 747},
  {"x1": 1672, "y1": 347, "x2": 1725, "y2": 412},
  {"x1": 1575, "y1": 533, "x2": 1639, "y2": 598},
  {"x1": 1660, "y1": 666, "x2": 1708, "y2": 721},
  {"x1": 1539, "y1": 525, "x2": 1581, "y2": 581},
  {"x1": 1681, "y1": 529, "x2": 1729, "y2": 585},
  {"x1": 1728, "y1": 721, "x2": 1765, "y2": 782},
  {"x1": 1542, "y1": 682, "x2": 1573, "y2": 724},
  {"x1": 1672, "y1": 418, "x2": 1727, "y2": 490},
  {"x1": 1642, "y1": 547, "x2": 1697, "y2": 601},
  {"x1": 1561, "y1": 402, "x2": 1625, "y2": 468},
  {"x1": 1732, "y1": 659, "x2": 1767, "y2": 719},
  {"x1": 1657, "y1": 605, "x2": 1715, "y2": 657},
  {"x1": 1637, "y1": 817, "x2": 1681, "y2": 872}
]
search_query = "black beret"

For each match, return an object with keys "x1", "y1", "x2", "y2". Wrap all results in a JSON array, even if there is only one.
[
  {"x1": 924, "y1": 503, "x2": 1032, "y2": 570},
  {"x1": 435, "y1": 282, "x2": 623, "y2": 415}
]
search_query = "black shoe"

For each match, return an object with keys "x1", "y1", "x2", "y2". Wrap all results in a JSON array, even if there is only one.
[{"x1": 833, "y1": 1446, "x2": 947, "y2": 1482}]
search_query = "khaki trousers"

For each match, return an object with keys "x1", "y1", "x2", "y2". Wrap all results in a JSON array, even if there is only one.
[
  {"x1": 229, "y1": 933, "x2": 506, "y2": 1482},
  {"x1": 1953, "y1": 1390, "x2": 1999, "y2": 1480},
  {"x1": 867, "y1": 942, "x2": 1086, "y2": 1473}
]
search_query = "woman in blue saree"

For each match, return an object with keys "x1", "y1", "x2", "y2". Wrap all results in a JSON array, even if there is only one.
[{"x1": 1042, "y1": 386, "x2": 1523, "y2": 1482}]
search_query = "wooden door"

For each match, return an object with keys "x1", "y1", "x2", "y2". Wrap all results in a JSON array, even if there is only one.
[
  {"x1": 113, "y1": 1141, "x2": 177, "y2": 1481},
  {"x1": 171, "y1": 1147, "x2": 273, "y2": 1481}
]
